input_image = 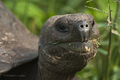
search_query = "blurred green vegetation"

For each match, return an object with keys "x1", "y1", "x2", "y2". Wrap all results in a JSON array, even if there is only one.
[{"x1": 2, "y1": 0, "x2": 120, "y2": 80}]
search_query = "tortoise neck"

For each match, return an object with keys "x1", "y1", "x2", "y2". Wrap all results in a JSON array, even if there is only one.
[{"x1": 38, "y1": 62, "x2": 75, "y2": 80}]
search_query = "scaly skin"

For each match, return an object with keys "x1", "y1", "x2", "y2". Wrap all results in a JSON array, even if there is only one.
[{"x1": 38, "y1": 13, "x2": 100, "y2": 80}]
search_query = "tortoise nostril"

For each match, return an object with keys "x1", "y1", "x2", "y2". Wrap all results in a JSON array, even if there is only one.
[
  {"x1": 80, "y1": 25, "x2": 84, "y2": 28},
  {"x1": 86, "y1": 24, "x2": 88, "y2": 27}
]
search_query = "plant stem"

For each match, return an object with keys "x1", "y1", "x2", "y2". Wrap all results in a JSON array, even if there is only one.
[
  {"x1": 105, "y1": 0, "x2": 112, "y2": 80},
  {"x1": 23, "y1": 0, "x2": 30, "y2": 25},
  {"x1": 113, "y1": 2, "x2": 119, "y2": 30},
  {"x1": 12, "y1": 0, "x2": 17, "y2": 12}
]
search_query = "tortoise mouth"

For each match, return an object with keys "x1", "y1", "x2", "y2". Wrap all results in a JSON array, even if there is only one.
[{"x1": 58, "y1": 40, "x2": 97, "y2": 55}]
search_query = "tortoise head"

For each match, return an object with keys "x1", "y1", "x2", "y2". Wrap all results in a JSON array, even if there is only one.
[{"x1": 38, "y1": 13, "x2": 100, "y2": 74}]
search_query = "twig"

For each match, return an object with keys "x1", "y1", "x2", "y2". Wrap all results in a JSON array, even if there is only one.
[
  {"x1": 113, "y1": 2, "x2": 119, "y2": 29},
  {"x1": 86, "y1": 0, "x2": 93, "y2": 3},
  {"x1": 12, "y1": 0, "x2": 17, "y2": 12},
  {"x1": 107, "y1": 10, "x2": 112, "y2": 26},
  {"x1": 114, "y1": 0, "x2": 120, "y2": 3},
  {"x1": 112, "y1": 29, "x2": 120, "y2": 36},
  {"x1": 105, "y1": 0, "x2": 112, "y2": 80},
  {"x1": 85, "y1": 6, "x2": 108, "y2": 14}
]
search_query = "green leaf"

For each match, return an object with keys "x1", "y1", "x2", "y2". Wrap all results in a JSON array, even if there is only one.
[{"x1": 98, "y1": 48, "x2": 108, "y2": 55}]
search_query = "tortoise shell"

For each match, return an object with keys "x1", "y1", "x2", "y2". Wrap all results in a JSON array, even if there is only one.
[{"x1": 0, "y1": 1, "x2": 38, "y2": 76}]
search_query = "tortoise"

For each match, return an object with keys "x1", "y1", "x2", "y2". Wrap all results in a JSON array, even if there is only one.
[{"x1": 0, "y1": 1, "x2": 100, "y2": 80}]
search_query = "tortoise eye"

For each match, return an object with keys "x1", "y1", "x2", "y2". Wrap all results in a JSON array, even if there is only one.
[
  {"x1": 56, "y1": 23, "x2": 69, "y2": 33},
  {"x1": 92, "y1": 21, "x2": 95, "y2": 27}
]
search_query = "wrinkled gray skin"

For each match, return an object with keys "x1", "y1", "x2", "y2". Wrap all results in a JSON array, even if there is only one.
[{"x1": 38, "y1": 13, "x2": 99, "y2": 80}]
